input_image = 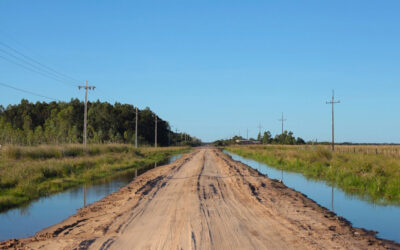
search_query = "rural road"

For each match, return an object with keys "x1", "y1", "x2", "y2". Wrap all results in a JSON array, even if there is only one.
[{"x1": 1, "y1": 148, "x2": 398, "y2": 249}]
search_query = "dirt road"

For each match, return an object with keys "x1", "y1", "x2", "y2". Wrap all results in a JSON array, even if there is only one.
[{"x1": 1, "y1": 148, "x2": 398, "y2": 249}]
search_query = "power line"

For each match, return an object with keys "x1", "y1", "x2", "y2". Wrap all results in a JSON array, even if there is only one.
[
  {"x1": 0, "y1": 48, "x2": 77, "y2": 87},
  {"x1": 0, "y1": 31, "x2": 128, "y2": 106},
  {"x1": 0, "y1": 40, "x2": 80, "y2": 86},
  {"x1": 0, "y1": 81, "x2": 58, "y2": 101},
  {"x1": 0, "y1": 41, "x2": 80, "y2": 84},
  {"x1": 0, "y1": 33, "x2": 125, "y2": 105},
  {"x1": 0, "y1": 54, "x2": 76, "y2": 87}
]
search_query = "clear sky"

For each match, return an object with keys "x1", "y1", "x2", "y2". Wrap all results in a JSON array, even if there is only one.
[{"x1": 0, "y1": 1, "x2": 399, "y2": 143}]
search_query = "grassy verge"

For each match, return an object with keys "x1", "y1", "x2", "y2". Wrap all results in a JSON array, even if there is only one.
[
  {"x1": 0, "y1": 144, "x2": 190, "y2": 212},
  {"x1": 225, "y1": 145, "x2": 400, "y2": 204}
]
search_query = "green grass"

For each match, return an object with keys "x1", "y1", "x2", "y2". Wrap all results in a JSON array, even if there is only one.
[
  {"x1": 0, "y1": 144, "x2": 190, "y2": 212},
  {"x1": 225, "y1": 145, "x2": 400, "y2": 204}
]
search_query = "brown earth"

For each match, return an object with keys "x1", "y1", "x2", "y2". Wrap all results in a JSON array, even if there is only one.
[{"x1": 1, "y1": 148, "x2": 399, "y2": 250}]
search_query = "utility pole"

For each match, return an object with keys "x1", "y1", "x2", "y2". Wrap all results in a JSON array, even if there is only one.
[
  {"x1": 135, "y1": 107, "x2": 138, "y2": 148},
  {"x1": 154, "y1": 115, "x2": 157, "y2": 148},
  {"x1": 175, "y1": 128, "x2": 178, "y2": 145},
  {"x1": 258, "y1": 123, "x2": 262, "y2": 140},
  {"x1": 246, "y1": 129, "x2": 249, "y2": 140},
  {"x1": 278, "y1": 112, "x2": 286, "y2": 135},
  {"x1": 78, "y1": 80, "x2": 95, "y2": 146},
  {"x1": 326, "y1": 90, "x2": 340, "y2": 151},
  {"x1": 78, "y1": 80, "x2": 94, "y2": 209},
  {"x1": 168, "y1": 126, "x2": 172, "y2": 146}
]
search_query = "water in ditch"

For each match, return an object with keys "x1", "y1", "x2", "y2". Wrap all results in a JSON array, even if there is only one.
[
  {"x1": 0, "y1": 154, "x2": 182, "y2": 241},
  {"x1": 225, "y1": 151, "x2": 400, "y2": 243}
]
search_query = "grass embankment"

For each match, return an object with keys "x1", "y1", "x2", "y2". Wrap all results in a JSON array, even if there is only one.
[
  {"x1": 225, "y1": 145, "x2": 400, "y2": 204},
  {"x1": 0, "y1": 144, "x2": 190, "y2": 212}
]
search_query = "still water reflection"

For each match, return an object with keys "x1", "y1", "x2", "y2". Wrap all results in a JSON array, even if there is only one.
[
  {"x1": 0, "y1": 154, "x2": 182, "y2": 241},
  {"x1": 225, "y1": 151, "x2": 400, "y2": 243}
]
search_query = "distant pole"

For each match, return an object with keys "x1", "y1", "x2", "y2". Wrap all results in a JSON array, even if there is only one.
[
  {"x1": 168, "y1": 126, "x2": 171, "y2": 146},
  {"x1": 247, "y1": 129, "x2": 249, "y2": 140},
  {"x1": 135, "y1": 107, "x2": 138, "y2": 148},
  {"x1": 326, "y1": 90, "x2": 340, "y2": 151},
  {"x1": 278, "y1": 112, "x2": 287, "y2": 134},
  {"x1": 78, "y1": 80, "x2": 95, "y2": 146},
  {"x1": 154, "y1": 115, "x2": 158, "y2": 148},
  {"x1": 175, "y1": 128, "x2": 178, "y2": 145},
  {"x1": 258, "y1": 124, "x2": 262, "y2": 140}
]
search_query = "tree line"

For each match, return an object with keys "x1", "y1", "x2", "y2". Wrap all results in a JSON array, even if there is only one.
[
  {"x1": 0, "y1": 99, "x2": 201, "y2": 146},
  {"x1": 257, "y1": 130, "x2": 306, "y2": 145},
  {"x1": 214, "y1": 130, "x2": 306, "y2": 146}
]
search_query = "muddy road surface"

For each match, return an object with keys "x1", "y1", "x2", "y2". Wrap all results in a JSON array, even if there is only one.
[{"x1": 1, "y1": 148, "x2": 398, "y2": 249}]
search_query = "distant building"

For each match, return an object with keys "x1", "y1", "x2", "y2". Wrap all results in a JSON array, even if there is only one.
[{"x1": 235, "y1": 140, "x2": 261, "y2": 145}]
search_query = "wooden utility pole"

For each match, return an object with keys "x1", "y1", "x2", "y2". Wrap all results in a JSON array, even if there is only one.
[
  {"x1": 278, "y1": 112, "x2": 286, "y2": 134},
  {"x1": 78, "y1": 80, "x2": 95, "y2": 146},
  {"x1": 326, "y1": 90, "x2": 340, "y2": 151},
  {"x1": 168, "y1": 129, "x2": 170, "y2": 146},
  {"x1": 135, "y1": 107, "x2": 138, "y2": 148},
  {"x1": 258, "y1": 124, "x2": 262, "y2": 140},
  {"x1": 154, "y1": 115, "x2": 157, "y2": 148}
]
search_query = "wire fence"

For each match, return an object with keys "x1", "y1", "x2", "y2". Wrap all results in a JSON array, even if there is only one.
[{"x1": 245, "y1": 144, "x2": 400, "y2": 157}]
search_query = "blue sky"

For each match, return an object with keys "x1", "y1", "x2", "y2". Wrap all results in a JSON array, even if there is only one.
[{"x1": 0, "y1": 1, "x2": 399, "y2": 142}]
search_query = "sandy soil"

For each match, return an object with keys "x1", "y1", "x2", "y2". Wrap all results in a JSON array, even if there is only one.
[{"x1": 1, "y1": 148, "x2": 399, "y2": 250}]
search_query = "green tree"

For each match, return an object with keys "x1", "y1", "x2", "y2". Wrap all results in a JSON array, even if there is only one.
[
  {"x1": 0, "y1": 99, "x2": 197, "y2": 146},
  {"x1": 262, "y1": 131, "x2": 272, "y2": 144}
]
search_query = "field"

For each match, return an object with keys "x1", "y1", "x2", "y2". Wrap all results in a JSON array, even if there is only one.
[
  {"x1": 225, "y1": 145, "x2": 400, "y2": 204},
  {"x1": 0, "y1": 144, "x2": 190, "y2": 212}
]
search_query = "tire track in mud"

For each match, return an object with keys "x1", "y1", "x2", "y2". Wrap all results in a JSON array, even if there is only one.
[
  {"x1": 112, "y1": 151, "x2": 199, "y2": 236},
  {"x1": 195, "y1": 153, "x2": 214, "y2": 246}
]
